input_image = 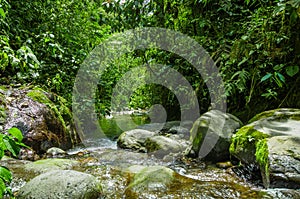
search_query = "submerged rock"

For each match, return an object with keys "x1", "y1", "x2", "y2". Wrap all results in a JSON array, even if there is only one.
[
  {"x1": 123, "y1": 165, "x2": 263, "y2": 199},
  {"x1": 17, "y1": 170, "x2": 102, "y2": 199},
  {"x1": 185, "y1": 110, "x2": 242, "y2": 162},
  {"x1": 230, "y1": 108, "x2": 300, "y2": 188},
  {"x1": 0, "y1": 86, "x2": 80, "y2": 156},
  {"x1": 125, "y1": 165, "x2": 175, "y2": 194}
]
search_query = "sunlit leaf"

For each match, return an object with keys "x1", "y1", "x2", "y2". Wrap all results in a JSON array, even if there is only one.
[
  {"x1": 0, "y1": 166, "x2": 12, "y2": 183},
  {"x1": 0, "y1": 8, "x2": 5, "y2": 19},
  {"x1": 8, "y1": 127, "x2": 23, "y2": 142},
  {"x1": 0, "y1": 179, "x2": 5, "y2": 198},
  {"x1": 3, "y1": 137, "x2": 20, "y2": 157}
]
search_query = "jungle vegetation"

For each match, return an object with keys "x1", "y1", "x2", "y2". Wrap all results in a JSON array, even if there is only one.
[{"x1": 1, "y1": 0, "x2": 300, "y2": 122}]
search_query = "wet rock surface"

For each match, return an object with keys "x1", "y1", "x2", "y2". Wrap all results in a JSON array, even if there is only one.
[
  {"x1": 185, "y1": 109, "x2": 242, "y2": 162},
  {"x1": 0, "y1": 86, "x2": 80, "y2": 156},
  {"x1": 117, "y1": 121, "x2": 191, "y2": 158},
  {"x1": 2, "y1": 106, "x2": 300, "y2": 198},
  {"x1": 230, "y1": 108, "x2": 300, "y2": 188},
  {"x1": 17, "y1": 170, "x2": 102, "y2": 199},
  {"x1": 4, "y1": 144, "x2": 300, "y2": 199}
]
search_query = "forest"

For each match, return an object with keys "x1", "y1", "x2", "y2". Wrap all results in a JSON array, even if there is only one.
[
  {"x1": 1, "y1": 0, "x2": 300, "y2": 121},
  {"x1": 1, "y1": 0, "x2": 300, "y2": 198}
]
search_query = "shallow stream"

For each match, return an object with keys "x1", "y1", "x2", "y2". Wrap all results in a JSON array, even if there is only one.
[{"x1": 5, "y1": 113, "x2": 300, "y2": 198}]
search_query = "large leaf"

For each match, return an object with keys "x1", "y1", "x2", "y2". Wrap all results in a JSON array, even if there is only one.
[
  {"x1": 286, "y1": 65, "x2": 299, "y2": 77},
  {"x1": 3, "y1": 137, "x2": 20, "y2": 157},
  {"x1": 8, "y1": 127, "x2": 23, "y2": 142},
  {"x1": 0, "y1": 166, "x2": 12, "y2": 183}
]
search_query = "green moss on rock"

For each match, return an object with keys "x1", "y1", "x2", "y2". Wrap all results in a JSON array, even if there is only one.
[
  {"x1": 24, "y1": 158, "x2": 79, "y2": 174},
  {"x1": 249, "y1": 108, "x2": 300, "y2": 123},
  {"x1": 248, "y1": 110, "x2": 277, "y2": 123},
  {"x1": 189, "y1": 119, "x2": 207, "y2": 153},
  {"x1": 26, "y1": 88, "x2": 77, "y2": 147},
  {"x1": 230, "y1": 126, "x2": 268, "y2": 156},
  {"x1": 255, "y1": 139, "x2": 269, "y2": 187},
  {"x1": 27, "y1": 89, "x2": 67, "y2": 130},
  {"x1": 230, "y1": 125, "x2": 270, "y2": 187},
  {"x1": 126, "y1": 166, "x2": 175, "y2": 192}
]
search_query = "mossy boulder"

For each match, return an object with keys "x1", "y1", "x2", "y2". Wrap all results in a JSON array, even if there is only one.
[
  {"x1": 144, "y1": 135, "x2": 187, "y2": 157},
  {"x1": 1, "y1": 86, "x2": 80, "y2": 156},
  {"x1": 125, "y1": 165, "x2": 176, "y2": 196},
  {"x1": 117, "y1": 126, "x2": 190, "y2": 157},
  {"x1": 117, "y1": 129, "x2": 157, "y2": 152},
  {"x1": 24, "y1": 158, "x2": 79, "y2": 174},
  {"x1": 17, "y1": 170, "x2": 102, "y2": 199},
  {"x1": 185, "y1": 110, "x2": 242, "y2": 162},
  {"x1": 230, "y1": 108, "x2": 300, "y2": 188}
]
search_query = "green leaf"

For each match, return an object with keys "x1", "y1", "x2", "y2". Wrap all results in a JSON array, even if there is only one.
[
  {"x1": 16, "y1": 142, "x2": 29, "y2": 148},
  {"x1": 273, "y1": 64, "x2": 284, "y2": 71},
  {"x1": 0, "y1": 8, "x2": 6, "y2": 19},
  {"x1": 0, "y1": 179, "x2": 5, "y2": 198},
  {"x1": 241, "y1": 35, "x2": 248, "y2": 40},
  {"x1": 8, "y1": 127, "x2": 23, "y2": 142},
  {"x1": 3, "y1": 137, "x2": 20, "y2": 157},
  {"x1": 286, "y1": 65, "x2": 299, "y2": 77},
  {"x1": 261, "y1": 73, "x2": 272, "y2": 82},
  {"x1": 0, "y1": 166, "x2": 12, "y2": 183},
  {"x1": 276, "y1": 72, "x2": 285, "y2": 83},
  {"x1": 0, "y1": 148, "x2": 4, "y2": 160},
  {"x1": 238, "y1": 57, "x2": 248, "y2": 67}
]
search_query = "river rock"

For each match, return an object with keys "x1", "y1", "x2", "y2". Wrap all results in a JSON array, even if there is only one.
[
  {"x1": 0, "y1": 86, "x2": 80, "y2": 156},
  {"x1": 230, "y1": 108, "x2": 300, "y2": 188},
  {"x1": 185, "y1": 110, "x2": 242, "y2": 162},
  {"x1": 137, "y1": 121, "x2": 193, "y2": 133},
  {"x1": 17, "y1": 170, "x2": 102, "y2": 199},
  {"x1": 125, "y1": 165, "x2": 175, "y2": 195},
  {"x1": 24, "y1": 158, "x2": 79, "y2": 174},
  {"x1": 117, "y1": 129, "x2": 157, "y2": 152},
  {"x1": 46, "y1": 147, "x2": 67, "y2": 158},
  {"x1": 145, "y1": 135, "x2": 187, "y2": 157}
]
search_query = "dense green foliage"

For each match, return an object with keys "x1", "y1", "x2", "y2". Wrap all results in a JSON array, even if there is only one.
[
  {"x1": 1, "y1": 0, "x2": 300, "y2": 121},
  {"x1": 0, "y1": 127, "x2": 27, "y2": 198}
]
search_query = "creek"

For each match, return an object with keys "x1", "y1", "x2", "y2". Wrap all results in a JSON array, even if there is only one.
[{"x1": 5, "y1": 112, "x2": 297, "y2": 198}]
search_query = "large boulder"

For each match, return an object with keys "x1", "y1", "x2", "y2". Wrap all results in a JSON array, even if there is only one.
[
  {"x1": 17, "y1": 170, "x2": 102, "y2": 199},
  {"x1": 117, "y1": 129, "x2": 157, "y2": 152},
  {"x1": 137, "y1": 121, "x2": 193, "y2": 135},
  {"x1": 0, "y1": 86, "x2": 80, "y2": 156},
  {"x1": 117, "y1": 125, "x2": 190, "y2": 157},
  {"x1": 145, "y1": 135, "x2": 188, "y2": 157},
  {"x1": 230, "y1": 108, "x2": 300, "y2": 188},
  {"x1": 185, "y1": 110, "x2": 242, "y2": 162}
]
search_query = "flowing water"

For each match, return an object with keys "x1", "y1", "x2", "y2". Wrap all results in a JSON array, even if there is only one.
[{"x1": 5, "y1": 113, "x2": 300, "y2": 198}]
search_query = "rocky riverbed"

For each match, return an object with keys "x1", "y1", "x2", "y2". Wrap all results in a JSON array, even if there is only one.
[{"x1": 1, "y1": 86, "x2": 300, "y2": 198}]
